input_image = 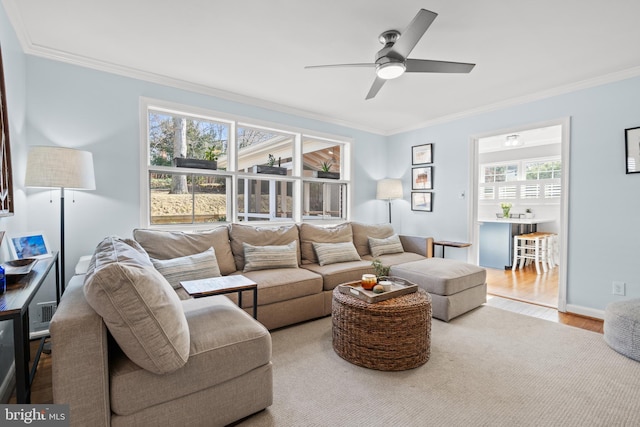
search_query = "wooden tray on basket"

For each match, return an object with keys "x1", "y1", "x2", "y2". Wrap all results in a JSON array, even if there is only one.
[{"x1": 337, "y1": 279, "x2": 417, "y2": 304}]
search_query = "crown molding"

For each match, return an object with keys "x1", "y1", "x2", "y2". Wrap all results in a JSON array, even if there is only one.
[
  {"x1": 26, "y1": 43, "x2": 389, "y2": 136},
  {"x1": 388, "y1": 66, "x2": 640, "y2": 135}
]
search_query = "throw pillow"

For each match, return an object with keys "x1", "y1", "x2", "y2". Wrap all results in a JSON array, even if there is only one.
[
  {"x1": 132, "y1": 227, "x2": 237, "y2": 276},
  {"x1": 368, "y1": 234, "x2": 404, "y2": 258},
  {"x1": 351, "y1": 222, "x2": 395, "y2": 257},
  {"x1": 312, "y1": 241, "x2": 361, "y2": 266},
  {"x1": 151, "y1": 247, "x2": 221, "y2": 289},
  {"x1": 83, "y1": 236, "x2": 190, "y2": 375},
  {"x1": 299, "y1": 222, "x2": 353, "y2": 264},
  {"x1": 229, "y1": 223, "x2": 301, "y2": 271},
  {"x1": 243, "y1": 241, "x2": 299, "y2": 272}
]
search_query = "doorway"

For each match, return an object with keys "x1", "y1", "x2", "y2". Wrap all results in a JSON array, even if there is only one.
[{"x1": 468, "y1": 119, "x2": 570, "y2": 311}]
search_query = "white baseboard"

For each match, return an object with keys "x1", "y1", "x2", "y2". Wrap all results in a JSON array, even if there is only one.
[
  {"x1": 566, "y1": 304, "x2": 605, "y2": 320},
  {"x1": 0, "y1": 361, "x2": 15, "y2": 403}
]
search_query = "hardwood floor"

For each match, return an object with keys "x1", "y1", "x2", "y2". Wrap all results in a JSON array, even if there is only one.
[
  {"x1": 486, "y1": 263, "x2": 559, "y2": 307},
  {"x1": 11, "y1": 284, "x2": 603, "y2": 405},
  {"x1": 485, "y1": 262, "x2": 603, "y2": 333}
]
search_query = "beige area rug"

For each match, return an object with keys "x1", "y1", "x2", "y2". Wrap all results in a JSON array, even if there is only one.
[{"x1": 241, "y1": 305, "x2": 640, "y2": 427}]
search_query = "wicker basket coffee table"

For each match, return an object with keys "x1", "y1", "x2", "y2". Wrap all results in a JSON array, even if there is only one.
[{"x1": 332, "y1": 285, "x2": 432, "y2": 371}]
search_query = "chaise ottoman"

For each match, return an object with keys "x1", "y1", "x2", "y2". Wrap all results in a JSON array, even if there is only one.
[{"x1": 390, "y1": 258, "x2": 487, "y2": 321}]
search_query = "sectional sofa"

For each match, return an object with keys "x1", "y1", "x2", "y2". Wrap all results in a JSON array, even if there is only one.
[{"x1": 51, "y1": 221, "x2": 486, "y2": 426}]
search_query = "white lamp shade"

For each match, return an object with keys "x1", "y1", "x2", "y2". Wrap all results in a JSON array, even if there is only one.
[
  {"x1": 25, "y1": 146, "x2": 96, "y2": 190},
  {"x1": 376, "y1": 179, "x2": 403, "y2": 200}
]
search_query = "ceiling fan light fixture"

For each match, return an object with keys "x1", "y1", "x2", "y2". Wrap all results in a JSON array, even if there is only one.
[{"x1": 376, "y1": 62, "x2": 406, "y2": 80}]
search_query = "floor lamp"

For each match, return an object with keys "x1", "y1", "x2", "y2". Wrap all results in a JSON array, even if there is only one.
[
  {"x1": 25, "y1": 146, "x2": 96, "y2": 294},
  {"x1": 376, "y1": 179, "x2": 403, "y2": 223}
]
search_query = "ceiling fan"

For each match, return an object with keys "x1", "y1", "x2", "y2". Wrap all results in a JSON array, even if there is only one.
[{"x1": 305, "y1": 9, "x2": 475, "y2": 100}]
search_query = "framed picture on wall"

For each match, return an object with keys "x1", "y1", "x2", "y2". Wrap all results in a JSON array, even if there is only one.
[
  {"x1": 625, "y1": 126, "x2": 640, "y2": 174},
  {"x1": 412, "y1": 143, "x2": 432, "y2": 165},
  {"x1": 411, "y1": 192, "x2": 432, "y2": 212},
  {"x1": 412, "y1": 166, "x2": 433, "y2": 190},
  {"x1": 8, "y1": 231, "x2": 52, "y2": 259}
]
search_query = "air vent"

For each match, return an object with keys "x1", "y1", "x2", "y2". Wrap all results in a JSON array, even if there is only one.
[{"x1": 38, "y1": 301, "x2": 57, "y2": 323}]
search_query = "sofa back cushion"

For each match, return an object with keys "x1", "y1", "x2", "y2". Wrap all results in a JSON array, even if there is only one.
[
  {"x1": 351, "y1": 222, "x2": 395, "y2": 257},
  {"x1": 298, "y1": 222, "x2": 353, "y2": 264},
  {"x1": 229, "y1": 223, "x2": 301, "y2": 271},
  {"x1": 83, "y1": 236, "x2": 190, "y2": 375},
  {"x1": 151, "y1": 247, "x2": 221, "y2": 289},
  {"x1": 243, "y1": 241, "x2": 299, "y2": 272},
  {"x1": 133, "y1": 227, "x2": 237, "y2": 276}
]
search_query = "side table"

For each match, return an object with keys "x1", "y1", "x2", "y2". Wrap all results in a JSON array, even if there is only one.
[
  {"x1": 180, "y1": 275, "x2": 258, "y2": 319},
  {"x1": 0, "y1": 252, "x2": 59, "y2": 403},
  {"x1": 433, "y1": 241, "x2": 471, "y2": 258}
]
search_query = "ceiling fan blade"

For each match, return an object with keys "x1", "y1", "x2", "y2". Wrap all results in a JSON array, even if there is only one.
[
  {"x1": 390, "y1": 9, "x2": 438, "y2": 59},
  {"x1": 305, "y1": 63, "x2": 375, "y2": 69},
  {"x1": 365, "y1": 76, "x2": 386, "y2": 100},
  {"x1": 405, "y1": 59, "x2": 475, "y2": 73}
]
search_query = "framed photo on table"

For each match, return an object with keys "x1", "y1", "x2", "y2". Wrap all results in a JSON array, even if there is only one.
[
  {"x1": 411, "y1": 192, "x2": 432, "y2": 212},
  {"x1": 625, "y1": 126, "x2": 640, "y2": 174},
  {"x1": 412, "y1": 166, "x2": 433, "y2": 190},
  {"x1": 8, "y1": 231, "x2": 51, "y2": 259},
  {"x1": 412, "y1": 143, "x2": 432, "y2": 165}
]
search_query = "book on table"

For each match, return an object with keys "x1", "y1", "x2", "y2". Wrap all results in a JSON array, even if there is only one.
[{"x1": 180, "y1": 275, "x2": 257, "y2": 296}]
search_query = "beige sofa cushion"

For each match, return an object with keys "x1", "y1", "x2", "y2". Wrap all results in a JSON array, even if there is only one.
[
  {"x1": 229, "y1": 223, "x2": 300, "y2": 271},
  {"x1": 243, "y1": 241, "x2": 298, "y2": 272},
  {"x1": 351, "y1": 222, "x2": 395, "y2": 257},
  {"x1": 83, "y1": 236, "x2": 190, "y2": 375},
  {"x1": 302, "y1": 260, "x2": 375, "y2": 291},
  {"x1": 109, "y1": 296, "x2": 271, "y2": 416},
  {"x1": 229, "y1": 268, "x2": 323, "y2": 307},
  {"x1": 368, "y1": 234, "x2": 404, "y2": 258},
  {"x1": 298, "y1": 222, "x2": 353, "y2": 264},
  {"x1": 151, "y1": 247, "x2": 221, "y2": 289},
  {"x1": 133, "y1": 227, "x2": 237, "y2": 276}
]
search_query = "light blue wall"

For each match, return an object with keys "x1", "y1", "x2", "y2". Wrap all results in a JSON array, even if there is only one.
[
  {"x1": 0, "y1": 0, "x2": 28, "y2": 403},
  {"x1": 24, "y1": 56, "x2": 388, "y2": 284},
  {"x1": 388, "y1": 76, "x2": 640, "y2": 310}
]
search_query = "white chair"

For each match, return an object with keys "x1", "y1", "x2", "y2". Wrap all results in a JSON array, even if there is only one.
[{"x1": 512, "y1": 232, "x2": 551, "y2": 274}]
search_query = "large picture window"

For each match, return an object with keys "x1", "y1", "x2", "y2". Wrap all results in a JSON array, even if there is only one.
[{"x1": 142, "y1": 99, "x2": 351, "y2": 226}]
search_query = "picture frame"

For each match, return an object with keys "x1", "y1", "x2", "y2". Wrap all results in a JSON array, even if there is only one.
[
  {"x1": 8, "y1": 231, "x2": 52, "y2": 260},
  {"x1": 411, "y1": 192, "x2": 432, "y2": 212},
  {"x1": 412, "y1": 166, "x2": 433, "y2": 190},
  {"x1": 412, "y1": 143, "x2": 432, "y2": 165},
  {"x1": 625, "y1": 126, "x2": 640, "y2": 174}
]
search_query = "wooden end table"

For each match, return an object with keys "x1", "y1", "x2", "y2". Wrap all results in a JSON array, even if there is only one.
[
  {"x1": 433, "y1": 241, "x2": 471, "y2": 258},
  {"x1": 180, "y1": 275, "x2": 258, "y2": 319}
]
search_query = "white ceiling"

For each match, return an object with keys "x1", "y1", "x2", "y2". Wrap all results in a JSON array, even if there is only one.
[{"x1": 4, "y1": 0, "x2": 640, "y2": 135}]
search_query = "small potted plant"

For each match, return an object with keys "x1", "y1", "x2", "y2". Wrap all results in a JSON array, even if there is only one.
[
  {"x1": 525, "y1": 208, "x2": 534, "y2": 219},
  {"x1": 254, "y1": 154, "x2": 287, "y2": 175},
  {"x1": 316, "y1": 160, "x2": 340, "y2": 179},
  {"x1": 371, "y1": 259, "x2": 390, "y2": 279},
  {"x1": 500, "y1": 202, "x2": 512, "y2": 219}
]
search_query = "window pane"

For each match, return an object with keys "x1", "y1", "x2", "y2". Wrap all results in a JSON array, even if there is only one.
[
  {"x1": 302, "y1": 137, "x2": 342, "y2": 178},
  {"x1": 150, "y1": 172, "x2": 228, "y2": 225},
  {"x1": 236, "y1": 178, "x2": 293, "y2": 221},
  {"x1": 237, "y1": 126, "x2": 294, "y2": 175},
  {"x1": 148, "y1": 110, "x2": 229, "y2": 168},
  {"x1": 303, "y1": 182, "x2": 346, "y2": 219}
]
